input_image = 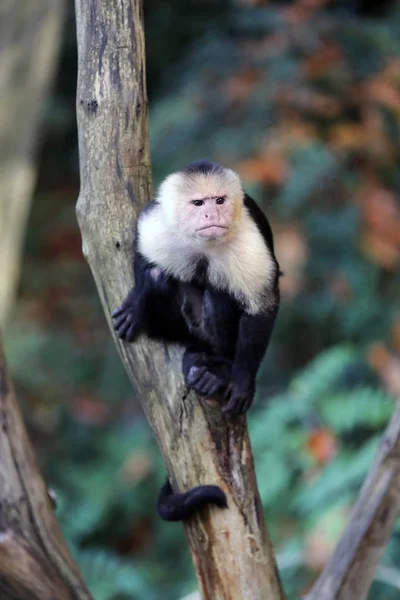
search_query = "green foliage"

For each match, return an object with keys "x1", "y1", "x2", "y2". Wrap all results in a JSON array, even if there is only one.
[
  {"x1": 5, "y1": 1, "x2": 400, "y2": 598},
  {"x1": 43, "y1": 417, "x2": 192, "y2": 600},
  {"x1": 321, "y1": 388, "x2": 393, "y2": 433},
  {"x1": 76, "y1": 550, "x2": 156, "y2": 600},
  {"x1": 248, "y1": 346, "x2": 397, "y2": 596}
]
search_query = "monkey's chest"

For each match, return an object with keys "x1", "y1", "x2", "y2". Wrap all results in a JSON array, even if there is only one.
[
  {"x1": 179, "y1": 284, "x2": 208, "y2": 338},
  {"x1": 179, "y1": 282, "x2": 239, "y2": 353}
]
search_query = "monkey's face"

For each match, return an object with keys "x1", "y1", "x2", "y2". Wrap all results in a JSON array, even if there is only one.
[
  {"x1": 157, "y1": 166, "x2": 243, "y2": 243},
  {"x1": 183, "y1": 194, "x2": 238, "y2": 241}
]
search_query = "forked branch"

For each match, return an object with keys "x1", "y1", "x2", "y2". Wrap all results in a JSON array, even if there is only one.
[{"x1": 74, "y1": 0, "x2": 285, "y2": 598}]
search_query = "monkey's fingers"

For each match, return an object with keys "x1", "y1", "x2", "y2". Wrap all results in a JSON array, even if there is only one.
[
  {"x1": 186, "y1": 367, "x2": 225, "y2": 397},
  {"x1": 222, "y1": 392, "x2": 247, "y2": 417},
  {"x1": 186, "y1": 365, "x2": 208, "y2": 388},
  {"x1": 191, "y1": 370, "x2": 216, "y2": 394},
  {"x1": 222, "y1": 383, "x2": 232, "y2": 400},
  {"x1": 113, "y1": 312, "x2": 132, "y2": 329},
  {"x1": 114, "y1": 316, "x2": 134, "y2": 339},
  {"x1": 239, "y1": 396, "x2": 253, "y2": 415},
  {"x1": 124, "y1": 322, "x2": 140, "y2": 342},
  {"x1": 222, "y1": 397, "x2": 236, "y2": 415},
  {"x1": 111, "y1": 305, "x2": 125, "y2": 318},
  {"x1": 200, "y1": 374, "x2": 225, "y2": 397}
]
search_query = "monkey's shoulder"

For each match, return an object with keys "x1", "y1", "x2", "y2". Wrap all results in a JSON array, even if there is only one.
[
  {"x1": 138, "y1": 200, "x2": 159, "y2": 221},
  {"x1": 243, "y1": 193, "x2": 276, "y2": 255},
  {"x1": 206, "y1": 218, "x2": 276, "y2": 314}
]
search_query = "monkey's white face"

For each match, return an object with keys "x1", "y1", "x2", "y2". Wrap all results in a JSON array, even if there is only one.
[
  {"x1": 182, "y1": 194, "x2": 236, "y2": 241},
  {"x1": 157, "y1": 168, "x2": 243, "y2": 243}
]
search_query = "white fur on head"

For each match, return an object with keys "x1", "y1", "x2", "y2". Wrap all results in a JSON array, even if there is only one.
[
  {"x1": 156, "y1": 167, "x2": 244, "y2": 227},
  {"x1": 137, "y1": 164, "x2": 276, "y2": 314}
]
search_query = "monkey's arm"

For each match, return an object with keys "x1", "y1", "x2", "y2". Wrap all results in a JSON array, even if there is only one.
[
  {"x1": 220, "y1": 193, "x2": 281, "y2": 416},
  {"x1": 112, "y1": 250, "x2": 152, "y2": 341},
  {"x1": 224, "y1": 303, "x2": 278, "y2": 416},
  {"x1": 112, "y1": 202, "x2": 164, "y2": 340}
]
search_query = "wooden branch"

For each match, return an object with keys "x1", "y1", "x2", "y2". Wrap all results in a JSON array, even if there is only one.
[
  {"x1": 0, "y1": 339, "x2": 93, "y2": 599},
  {"x1": 308, "y1": 400, "x2": 400, "y2": 600},
  {"x1": 74, "y1": 1, "x2": 285, "y2": 598},
  {"x1": 0, "y1": 0, "x2": 65, "y2": 325}
]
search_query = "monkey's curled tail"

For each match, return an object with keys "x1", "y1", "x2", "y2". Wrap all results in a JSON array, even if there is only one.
[{"x1": 156, "y1": 478, "x2": 228, "y2": 521}]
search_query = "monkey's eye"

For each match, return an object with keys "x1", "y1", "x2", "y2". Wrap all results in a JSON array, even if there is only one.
[
  {"x1": 192, "y1": 199, "x2": 204, "y2": 207},
  {"x1": 216, "y1": 196, "x2": 226, "y2": 205}
]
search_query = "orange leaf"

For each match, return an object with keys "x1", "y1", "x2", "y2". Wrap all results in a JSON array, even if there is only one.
[
  {"x1": 303, "y1": 41, "x2": 343, "y2": 79},
  {"x1": 359, "y1": 231, "x2": 400, "y2": 270},
  {"x1": 225, "y1": 69, "x2": 261, "y2": 103},
  {"x1": 119, "y1": 452, "x2": 153, "y2": 484},
  {"x1": 44, "y1": 228, "x2": 84, "y2": 261},
  {"x1": 359, "y1": 186, "x2": 400, "y2": 253},
  {"x1": 367, "y1": 80, "x2": 400, "y2": 112},
  {"x1": 238, "y1": 154, "x2": 287, "y2": 186},
  {"x1": 273, "y1": 225, "x2": 308, "y2": 298},
  {"x1": 284, "y1": 0, "x2": 331, "y2": 23},
  {"x1": 70, "y1": 395, "x2": 110, "y2": 425},
  {"x1": 307, "y1": 428, "x2": 337, "y2": 465},
  {"x1": 392, "y1": 318, "x2": 400, "y2": 353},
  {"x1": 367, "y1": 343, "x2": 391, "y2": 374},
  {"x1": 368, "y1": 344, "x2": 400, "y2": 397},
  {"x1": 329, "y1": 123, "x2": 368, "y2": 151}
]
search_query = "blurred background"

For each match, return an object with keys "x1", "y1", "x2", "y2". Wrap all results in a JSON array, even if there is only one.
[{"x1": 1, "y1": 1, "x2": 400, "y2": 598}]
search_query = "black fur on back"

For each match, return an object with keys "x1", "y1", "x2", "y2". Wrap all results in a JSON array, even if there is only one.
[
  {"x1": 181, "y1": 159, "x2": 225, "y2": 176},
  {"x1": 156, "y1": 479, "x2": 228, "y2": 521}
]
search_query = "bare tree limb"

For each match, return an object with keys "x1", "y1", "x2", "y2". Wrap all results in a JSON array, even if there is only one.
[
  {"x1": 308, "y1": 400, "x2": 400, "y2": 600},
  {"x1": 74, "y1": 1, "x2": 285, "y2": 598},
  {"x1": 0, "y1": 338, "x2": 93, "y2": 599},
  {"x1": 0, "y1": 0, "x2": 65, "y2": 325}
]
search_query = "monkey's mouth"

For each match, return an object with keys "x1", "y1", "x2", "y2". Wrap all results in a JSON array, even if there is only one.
[
  {"x1": 196, "y1": 225, "x2": 229, "y2": 239},
  {"x1": 196, "y1": 225, "x2": 228, "y2": 233}
]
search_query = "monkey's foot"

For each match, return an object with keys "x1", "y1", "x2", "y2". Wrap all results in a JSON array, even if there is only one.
[
  {"x1": 183, "y1": 353, "x2": 231, "y2": 398},
  {"x1": 111, "y1": 302, "x2": 140, "y2": 341},
  {"x1": 222, "y1": 379, "x2": 255, "y2": 416}
]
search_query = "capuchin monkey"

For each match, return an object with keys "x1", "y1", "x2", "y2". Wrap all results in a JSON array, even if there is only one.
[{"x1": 112, "y1": 159, "x2": 280, "y2": 521}]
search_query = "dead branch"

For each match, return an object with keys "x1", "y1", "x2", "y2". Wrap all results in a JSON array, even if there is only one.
[
  {"x1": 0, "y1": 338, "x2": 93, "y2": 599},
  {"x1": 0, "y1": 0, "x2": 65, "y2": 325},
  {"x1": 74, "y1": 0, "x2": 285, "y2": 598},
  {"x1": 308, "y1": 400, "x2": 400, "y2": 600}
]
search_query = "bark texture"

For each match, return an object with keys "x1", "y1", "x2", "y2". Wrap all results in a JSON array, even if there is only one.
[
  {"x1": 0, "y1": 339, "x2": 93, "y2": 600},
  {"x1": 74, "y1": 1, "x2": 285, "y2": 598},
  {"x1": 308, "y1": 400, "x2": 400, "y2": 600},
  {"x1": 0, "y1": 0, "x2": 65, "y2": 325}
]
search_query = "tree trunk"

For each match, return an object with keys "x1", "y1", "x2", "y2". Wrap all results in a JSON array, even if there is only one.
[
  {"x1": 74, "y1": 1, "x2": 285, "y2": 598},
  {"x1": 0, "y1": 0, "x2": 65, "y2": 325},
  {"x1": 307, "y1": 399, "x2": 400, "y2": 600},
  {"x1": 0, "y1": 337, "x2": 93, "y2": 600}
]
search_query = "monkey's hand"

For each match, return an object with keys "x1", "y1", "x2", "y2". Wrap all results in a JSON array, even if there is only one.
[
  {"x1": 111, "y1": 292, "x2": 142, "y2": 342},
  {"x1": 222, "y1": 377, "x2": 255, "y2": 417},
  {"x1": 183, "y1": 352, "x2": 232, "y2": 398}
]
